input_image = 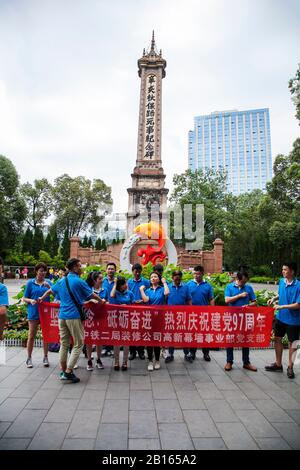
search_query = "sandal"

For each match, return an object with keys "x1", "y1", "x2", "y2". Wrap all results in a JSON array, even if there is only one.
[
  {"x1": 121, "y1": 362, "x2": 128, "y2": 371},
  {"x1": 114, "y1": 363, "x2": 120, "y2": 371}
]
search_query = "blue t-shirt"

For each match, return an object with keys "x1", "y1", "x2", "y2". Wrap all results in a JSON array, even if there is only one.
[
  {"x1": 144, "y1": 285, "x2": 166, "y2": 305},
  {"x1": 110, "y1": 289, "x2": 134, "y2": 305},
  {"x1": 103, "y1": 277, "x2": 115, "y2": 296},
  {"x1": 51, "y1": 273, "x2": 93, "y2": 320},
  {"x1": 0, "y1": 284, "x2": 9, "y2": 306},
  {"x1": 24, "y1": 278, "x2": 52, "y2": 320},
  {"x1": 225, "y1": 282, "x2": 256, "y2": 306},
  {"x1": 186, "y1": 280, "x2": 214, "y2": 306},
  {"x1": 167, "y1": 283, "x2": 191, "y2": 305},
  {"x1": 277, "y1": 278, "x2": 300, "y2": 326},
  {"x1": 128, "y1": 277, "x2": 151, "y2": 301},
  {"x1": 94, "y1": 287, "x2": 109, "y2": 301}
]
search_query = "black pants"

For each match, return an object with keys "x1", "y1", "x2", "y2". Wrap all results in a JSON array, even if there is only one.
[
  {"x1": 147, "y1": 347, "x2": 161, "y2": 362},
  {"x1": 130, "y1": 346, "x2": 145, "y2": 356},
  {"x1": 183, "y1": 348, "x2": 209, "y2": 357}
]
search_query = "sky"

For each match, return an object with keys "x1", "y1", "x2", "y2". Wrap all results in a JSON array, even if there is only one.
[{"x1": 0, "y1": 0, "x2": 299, "y2": 214}]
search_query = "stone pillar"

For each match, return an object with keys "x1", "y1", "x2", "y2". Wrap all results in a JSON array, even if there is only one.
[
  {"x1": 213, "y1": 238, "x2": 224, "y2": 273},
  {"x1": 69, "y1": 237, "x2": 81, "y2": 259}
]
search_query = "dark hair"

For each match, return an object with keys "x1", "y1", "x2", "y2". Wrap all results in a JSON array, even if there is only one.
[
  {"x1": 86, "y1": 271, "x2": 102, "y2": 287},
  {"x1": 106, "y1": 262, "x2": 117, "y2": 270},
  {"x1": 66, "y1": 258, "x2": 80, "y2": 271},
  {"x1": 116, "y1": 276, "x2": 127, "y2": 291},
  {"x1": 172, "y1": 270, "x2": 182, "y2": 277},
  {"x1": 153, "y1": 264, "x2": 164, "y2": 274},
  {"x1": 132, "y1": 263, "x2": 142, "y2": 271},
  {"x1": 150, "y1": 271, "x2": 162, "y2": 282},
  {"x1": 283, "y1": 262, "x2": 297, "y2": 275},
  {"x1": 236, "y1": 271, "x2": 249, "y2": 281},
  {"x1": 34, "y1": 262, "x2": 48, "y2": 274},
  {"x1": 194, "y1": 265, "x2": 204, "y2": 273}
]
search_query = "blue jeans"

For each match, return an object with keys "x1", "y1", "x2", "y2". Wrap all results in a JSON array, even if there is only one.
[{"x1": 226, "y1": 347, "x2": 250, "y2": 365}]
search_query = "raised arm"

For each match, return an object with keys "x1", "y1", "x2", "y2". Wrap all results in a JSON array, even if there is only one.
[
  {"x1": 162, "y1": 278, "x2": 170, "y2": 297},
  {"x1": 110, "y1": 278, "x2": 118, "y2": 298},
  {"x1": 139, "y1": 285, "x2": 149, "y2": 303}
]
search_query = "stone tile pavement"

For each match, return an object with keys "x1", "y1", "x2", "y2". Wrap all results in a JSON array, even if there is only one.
[{"x1": 0, "y1": 347, "x2": 299, "y2": 450}]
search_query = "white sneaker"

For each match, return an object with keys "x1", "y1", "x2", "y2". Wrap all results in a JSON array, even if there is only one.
[
  {"x1": 148, "y1": 362, "x2": 154, "y2": 371},
  {"x1": 73, "y1": 364, "x2": 78, "y2": 370},
  {"x1": 154, "y1": 361, "x2": 161, "y2": 370}
]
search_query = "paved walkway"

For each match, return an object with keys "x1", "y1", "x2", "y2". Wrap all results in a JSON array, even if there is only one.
[{"x1": 0, "y1": 347, "x2": 299, "y2": 450}]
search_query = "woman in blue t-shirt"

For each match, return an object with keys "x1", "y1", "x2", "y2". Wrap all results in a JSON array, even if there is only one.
[
  {"x1": 110, "y1": 276, "x2": 134, "y2": 371},
  {"x1": 140, "y1": 272, "x2": 170, "y2": 371},
  {"x1": 23, "y1": 262, "x2": 52, "y2": 368},
  {"x1": 85, "y1": 271, "x2": 108, "y2": 371}
]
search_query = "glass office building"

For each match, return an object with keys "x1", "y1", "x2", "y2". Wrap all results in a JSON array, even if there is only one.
[{"x1": 188, "y1": 108, "x2": 272, "y2": 195}]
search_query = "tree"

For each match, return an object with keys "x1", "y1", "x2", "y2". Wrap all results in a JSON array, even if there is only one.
[
  {"x1": 289, "y1": 63, "x2": 300, "y2": 124},
  {"x1": 32, "y1": 227, "x2": 44, "y2": 258},
  {"x1": 20, "y1": 179, "x2": 53, "y2": 230},
  {"x1": 44, "y1": 233, "x2": 52, "y2": 255},
  {"x1": 81, "y1": 235, "x2": 88, "y2": 248},
  {"x1": 38, "y1": 250, "x2": 52, "y2": 265},
  {"x1": 95, "y1": 238, "x2": 102, "y2": 250},
  {"x1": 48, "y1": 224, "x2": 60, "y2": 258},
  {"x1": 60, "y1": 230, "x2": 70, "y2": 262},
  {"x1": 22, "y1": 228, "x2": 33, "y2": 254},
  {"x1": 0, "y1": 155, "x2": 26, "y2": 255},
  {"x1": 87, "y1": 237, "x2": 93, "y2": 248},
  {"x1": 102, "y1": 239, "x2": 107, "y2": 251},
  {"x1": 52, "y1": 175, "x2": 112, "y2": 237}
]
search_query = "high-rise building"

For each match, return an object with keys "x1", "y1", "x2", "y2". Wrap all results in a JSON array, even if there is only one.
[{"x1": 188, "y1": 108, "x2": 272, "y2": 195}]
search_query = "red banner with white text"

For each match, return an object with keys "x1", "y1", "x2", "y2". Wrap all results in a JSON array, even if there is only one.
[{"x1": 39, "y1": 302, "x2": 274, "y2": 348}]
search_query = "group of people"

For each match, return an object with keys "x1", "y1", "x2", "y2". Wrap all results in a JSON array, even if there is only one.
[{"x1": 0, "y1": 257, "x2": 299, "y2": 384}]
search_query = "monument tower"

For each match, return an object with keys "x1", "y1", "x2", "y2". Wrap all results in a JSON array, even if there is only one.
[{"x1": 127, "y1": 32, "x2": 169, "y2": 235}]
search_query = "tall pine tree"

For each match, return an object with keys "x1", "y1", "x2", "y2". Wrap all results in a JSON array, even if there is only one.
[
  {"x1": 61, "y1": 230, "x2": 70, "y2": 262},
  {"x1": 22, "y1": 228, "x2": 33, "y2": 253},
  {"x1": 32, "y1": 227, "x2": 44, "y2": 257}
]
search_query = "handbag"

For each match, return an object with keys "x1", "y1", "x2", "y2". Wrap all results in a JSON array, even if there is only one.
[{"x1": 65, "y1": 276, "x2": 87, "y2": 321}]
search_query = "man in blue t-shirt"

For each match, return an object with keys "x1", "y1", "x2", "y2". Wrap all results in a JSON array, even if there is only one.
[
  {"x1": 186, "y1": 265, "x2": 215, "y2": 362},
  {"x1": 39, "y1": 258, "x2": 103, "y2": 383},
  {"x1": 128, "y1": 263, "x2": 150, "y2": 360},
  {"x1": 102, "y1": 262, "x2": 117, "y2": 356},
  {"x1": 166, "y1": 270, "x2": 192, "y2": 363},
  {"x1": 224, "y1": 271, "x2": 257, "y2": 372},
  {"x1": 265, "y1": 262, "x2": 300, "y2": 379}
]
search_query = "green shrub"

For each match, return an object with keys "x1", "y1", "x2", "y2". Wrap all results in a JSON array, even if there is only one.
[{"x1": 249, "y1": 276, "x2": 273, "y2": 283}]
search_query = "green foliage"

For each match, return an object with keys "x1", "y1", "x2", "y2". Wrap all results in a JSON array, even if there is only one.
[
  {"x1": 249, "y1": 276, "x2": 274, "y2": 283},
  {"x1": 81, "y1": 235, "x2": 88, "y2": 248},
  {"x1": 38, "y1": 250, "x2": 52, "y2": 264},
  {"x1": 87, "y1": 237, "x2": 93, "y2": 248},
  {"x1": 7, "y1": 301, "x2": 28, "y2": 331},
  {"x1": 52, "y1": 175, "x2": 112, "y2": 237},
  {"x1": 22, "y1": 228, "x2": 33, "y2": 253},
  {"x1": 289, "y1": 63, "x2": 300, "y2": 124},
  {"x1": 255, "y1": 289, "x2": 276, "y2": 307},
  {"x1": 95, "y1": 238, "x2": 102, "y2": 250},
  {"x1": 251, "y1": 265, "x2": 272, "y2": 277},
  {"x1": 52, "y1": 254, "x2": 65, "y2": 269},
  {"x1": 32, "y1": 227, "x2": 44, "y2": 257},
  {"x1": 0, "y1": 155, "x2": 26, "y2": 255},
  {"x1": 60, "y1": 230, "x2": 70, "y2": 262},
  {"x1": 20, "y1": 179, "x2": 53, "y2": 230}
]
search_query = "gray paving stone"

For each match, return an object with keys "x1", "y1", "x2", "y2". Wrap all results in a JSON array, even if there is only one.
[
  {"x1": 224, "y1": 370, "x2": 252, "y2": 383},
  {"x1": 0, "y1": 373, "x2": 26, "y2": 390},
  {"x1": 211, "y1": 375, "x2": 240, "y2": 391},
  {"x1": 0, "y1": 387, "x2": 14, "y2": 405},
  {"x1": 155, "y1": 399, "x2": 183, "y2": 423},
  {"x1": 109, "y1": 371, "x2": 130, "y2": 382},
  {"x1": 255, "y1": 438, "x2": 291, "y2": 450},
  {"x1": 101, "y1": 399, "x2": 129, "y2": 423},
  {"x1": 129, "y1": 410, "x2": 158, "y2": 438},
  {"x1": 171, "y1": 375, "x2": 196, "y2": 392},
  {"x1": 271, "y1": 422, "x2": 300, "y2": 449},
  {"x1": 40, "y1": 374, "x2": 64, "y2": 390},
  {"x1": 3, "y1": 409, "x2": 47, "y2": 438},
  {"x1": 28, "y1": 422, "x2": 69, "y2": 450},
  {"x1": 62, "y1": 438, "x2": 95, "y2": 450},
  {"x1": 152, "y1": 382, "x2": 176, "y2": 400},
  {"x1": 0, "y1": 421, "x2": 11, "y2": 438},
  {"x1": 195, "y1": 382, "x2": 223, "y2": 399},
  {"x1": 95, "y1": 423, "x2": 128, "y2": 450},
  {"x1": 0, "y1": 367, "x2": 15, "y2": 382},
  {"x1": 252, "y1": 399, "x2": 294, "y2": 422},
  {"x1": 216, "y1": 422, "x2": 259, "y2": 449},
  {"x1": 9, "y1": 380, "x2": 44, "y2": 398},
  {"x1": 44, "y1": 398, "x2": 79, "y2": 422},
  {"x1": 159, "y1": 423, "x2": 194, "y2": 450},
  {"x1": 57, "y1": 383, "x2": 86, "y2": 399},
  {"x1": 129, "y1": 439, "x2": 161, "y2": 450},
  {"x1": 222, "y1": 390, "x2": 256, "y2": 410},
  {"x1": 238, "y1": 382, "x2": 270, "y2": 400},
  {"x1": 0, "y1": 397, "x2": 29, "y2": 421},
  {"x1": 150, "y1": 370, "x2": 172, "y2": 382},
  {"x1": 130, "y1": 375, "x2": 151, "y2": 390},
  {"x1": 235, "y1": 409, "x2": 280, "y2": 438},
  {"x1": 176, "y1": 391, "x2": 206, "y2": 410},
  {"x1": 193, "y1": 438, "x2": 227, "y2": 450},
  {"x1": 25, "y1": 388, "x2": 62, "y2": 409},
  {"x1": 266, "y1": 390, "x2": 300, "y2": 410},
  {"x1": 204, "y1": 399, "x2": 239, "y2": 422},
  {"x1": 67, "y1": 410, "x2": 101, "y2": 438},
  {"x1": 130, "y1": 390, "x2": 154, "y2": 410},
  {"x1": 106, "y1": 382, "x2": 130, "y2": 399},
  {"x1": 85, "y1": 375, "x2": 109, "y2": 390},
  {"x1": 0, "y1": 438, "x2": 30, "y2": 450},
  {"x1": 183, "y1": 410, "x2": 220, "y2": 438},
  {"x1": 286, "y1": 410, "x2": 300, "y2": 424},
  {"x1": 77, "y1": 389, "x2": 105, "y2": 410}
]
